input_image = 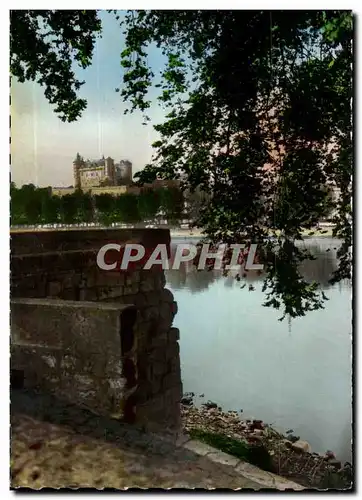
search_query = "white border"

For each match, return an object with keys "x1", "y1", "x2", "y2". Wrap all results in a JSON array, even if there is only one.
[{"x1": 3, "y1": 3, "x2": 360, "y2": 497}]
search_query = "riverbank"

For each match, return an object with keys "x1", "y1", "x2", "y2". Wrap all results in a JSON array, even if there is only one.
[
  {"x1": 171, "y1": 227, "x2": 335, "y2": 238},
  {"x1": 181, "y1": 394, "x2": 352, "y2": 489},
  {"x1": 11, "y1": 388, "x2": 292, "y2": 490},
  {"x1": 10, "y1": 224, "x2": 336, "y2": 238}
]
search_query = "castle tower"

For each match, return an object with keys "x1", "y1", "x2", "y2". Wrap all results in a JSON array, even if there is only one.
[
  {"x1": 73, "y1": 152, "x2": 82, "y2": 189},
  {"x1": 118, "y1": 160, "x2": 133, "y2": 185},
  {"x1": 105, "y1": 156, "x2": 116, "y2": 185}
]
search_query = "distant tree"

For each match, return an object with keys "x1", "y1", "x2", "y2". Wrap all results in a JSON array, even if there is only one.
[
  {"x1": 39, "y1": 187, "x2": 59, "y2": 223},
  {"x1": 76, "y1": 191, "x2": 94, "y2": 222},
  {"x1": 137, "y1": 188, "x2": 161, "y2": 221},
  {"x1": 115, "y1": 193, "x2": 141, "y2": 223},
  {"x1": 94, "y1": 193, "x2": 115, "y2": 225},
  {"x1": 59, "y1": 193, "x2": 79, "y2": 224},
  {"x1": 159, "y1": 187, "x2": 184, "y2": 224}
]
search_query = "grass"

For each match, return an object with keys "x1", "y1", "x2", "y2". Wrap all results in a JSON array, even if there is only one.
[{"x1": 189, "y1": 428, "x2": 275, "y2": 473}]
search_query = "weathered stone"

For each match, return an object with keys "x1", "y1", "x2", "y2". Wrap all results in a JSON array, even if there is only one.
[
  {"x1": 60, "y1": 273, "x2": 82, "y2": 289},
  {"x1": 291, "y1": 440, "x2": 312, "y2": 453},
  {"x1": 47, "y1": 281, "x2": 62, "y2": 297},
  {"x1": 10, "y1": 228, "x2": 181, "y2": 433},
  {"x1": 123, "y1": 284, "x2": 139, "y2": 295},
  {"x1": 61, "y1": 288, "x2": 78, "y2": 301},
  {"x1": 79, "y1": 288, "x2": 98, "y2": 301},
  {"x1": 207, "y1": 451, "x2": 240, "y2": 467},
  {"x1": 97, "y1": 287, "x2": 124, "y2": 300},
  {"x1": 154, "y1": 272, "x2": 166, "y2": 290},
  {"x1": 162, "y1": 372, "x2": 182, "y2": 391},
  {"x1": 252, "y1": 429, "x2": 263, "y2": 436},
  {"x1": 143, "y1": 292, "x2": 160, "y2": 307},
  {"x1": 139, "y1": 279, "x2": 155, "y2": 293},
  {"x1": 160, "y1": 288, "x2": 174, "y2": 303},
  {"x1": 184, "y1": 439, "x2": 215, "y2": 456},
  {"x1": 328, "y1": 459, "x2": 342, "y2": 469}
]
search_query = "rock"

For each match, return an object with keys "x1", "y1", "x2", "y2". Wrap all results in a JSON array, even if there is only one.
[
  {"x1": 181, "y1": 396, "x2": 193, "y2": 406},
  {"x1": 199, "y1": 394, "x2": 204, "y2": 398},
  {"x1": 283, "y1": 439, "x2": 293, "y2": 448},
  {"x1": 291, "y1": 440, "x2": 312, "y2": 453},
  {"x1": 252, "y1": 429, "x2": 263, "y2": 436},
  {"x1": 287, "y1": 435, "x2": 300, "y2": 443},
  {"x1": 252, "y1": 419, "x2": 264, "y2": 429},
  {"x1": 202, "y1": 401, "x2": 218, "y2": 410},
  {"x1": 286, "y1": 429, "x2": 294, "y2": 434},
  {"x1": 248, "y1": 434, "x2": 263, "y2": 442},
  {"x1": 328, "y1": 459, "x2": 342, "y2": 469}
]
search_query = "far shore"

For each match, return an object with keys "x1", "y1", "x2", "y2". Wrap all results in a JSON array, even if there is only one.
[
  {"x1": 170, "y1": 228, "x2": 335, "y2": 238},
  {"x1": 10, "y1": 225, "x2": 335, "y2": 238}
]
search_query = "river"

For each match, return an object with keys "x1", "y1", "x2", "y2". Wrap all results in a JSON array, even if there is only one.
[{"x1": 166, "y1": 237, "x2": 352, "y2": 463}]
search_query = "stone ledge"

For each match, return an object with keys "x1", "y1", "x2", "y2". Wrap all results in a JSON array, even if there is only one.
[
  {"x1": 11, "y1": 297, "x2": 136, "y2": 312},
  {"x1": 181, "y1": 437, "x2": 304, "y2": 491}
]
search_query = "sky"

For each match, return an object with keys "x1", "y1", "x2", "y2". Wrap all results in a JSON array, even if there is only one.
[{"x1": 10, "y1": 11, "x2": 168, "y2": 188}]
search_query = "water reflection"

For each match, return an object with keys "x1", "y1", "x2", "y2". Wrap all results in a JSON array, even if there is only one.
[
  {"x1": 166, "y1": 240, "x2": 351, "y2": 293},
  {"x1": 166, "y1": 238, "x2": 352, "y2": 462}
]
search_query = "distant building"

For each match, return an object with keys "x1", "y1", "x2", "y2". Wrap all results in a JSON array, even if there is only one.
[
  {"x1": 51, "y1": 158, "x2": 180, "y2": 197},
  {"x1": 73, "y1": 153, "x2": 132, "y2": 189},
  {"x1": 115, "y1": 160, "x2": 133, "y2": 185},
  {"x1": 52, "y1": 185, "x2": 141, "y2": 197}
]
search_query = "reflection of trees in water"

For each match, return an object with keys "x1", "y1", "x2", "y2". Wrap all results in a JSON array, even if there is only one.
[
  {"x1": 298, "y1": 245, "x2": 337, "y2": 289},
  {"x1": 166, "y1": 242, "x2": 351, "y2": 293},
  {"x1": 165, "y1": 264, "x2": 187, "y2": 290},
  {"x1": 166, "y1": 266, "x2": 217, "y2": 293}
]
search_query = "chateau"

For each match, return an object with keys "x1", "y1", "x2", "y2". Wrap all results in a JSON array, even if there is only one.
[
  {"x1": 51, "y1": 154, "x2": 181, "y2": 197},
  {"x1": 73, "y1": 153, "x2": 133, "y2": 189}
]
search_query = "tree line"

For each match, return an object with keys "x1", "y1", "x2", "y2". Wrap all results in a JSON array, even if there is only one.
[{"x1": 10, "y1": 183, "x2": 185, "y2": 226}]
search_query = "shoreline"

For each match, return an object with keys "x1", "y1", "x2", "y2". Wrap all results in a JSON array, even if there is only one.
[
  {"x1": 10, "y1": 225, "x2": 336, "y2": 238},
  {"x1": 170, "y1": 228, "x2": 335, "y2": 238},
  {"x1": 181, "y1": 394, "x2": 352, "y2": 489}
]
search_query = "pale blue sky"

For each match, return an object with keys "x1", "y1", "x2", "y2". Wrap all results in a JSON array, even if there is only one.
[{"x1": 11, "y1": 11, "x2": 168, "y2": 187}]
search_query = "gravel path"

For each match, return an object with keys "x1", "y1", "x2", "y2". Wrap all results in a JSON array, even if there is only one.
[{"x1": 11, "y1": 389, "x2": 263, "y2": 489}]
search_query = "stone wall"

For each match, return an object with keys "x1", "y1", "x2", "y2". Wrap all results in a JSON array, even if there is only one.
[
  {"x1": 11, "y1": 299, "x2": 138, "y2": 421},
  {"x1": 10, "y1": 229, "x2": 182, "y2": 431}
]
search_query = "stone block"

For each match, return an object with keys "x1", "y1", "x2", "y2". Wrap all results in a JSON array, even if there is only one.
[
  {"x1": 61, "y1": 288, "x2": 78, "y2": 301},
  {"x1": 141, "y1": 306, "x2": 160, "y2": 322},
  {"x1": 79, "y1": 288, "x2": 98, "y2": 301},
  {"x1": 207, "y1": 451, "x2": 241, "y2": 467},
  {"x1": 159, "y1": 302, "x2": 174, "y2": 323},
  {"x1": 153, "y1": 272, "x2": 166, "y2": 290},
  {"x1": 47, "y1": 281, "x2": 62, "y2": 297},
  {"x1": 139, "y1": 279, "x2": 155, "y2": 293},
  {"x1": 162, "y1": 372, "x2": 181, "y2": 391},
  {"x1": 171, "y1": 301, "x2": 178, "y2": 316},
  {"x1": 60, "y1": 272, "x2": 82, "y2": 289},
  {"x1": 169, "y1": 327, "x2": 180, "y2": 341},
  {"x1": 183, "y1": 439, "x2": 216, "y2": 456},
  {"x1": 291, "y1": 440, "x2": 312, "y2": 453},
  {"x1": 160, "y1": 288, "x2": 174, "y2": 303},
  {"x1": 143, "y1": 292, "x2": 160, "y2": 307},
  {"x1": 97, "y1": 287, "x2": 124, "y2": 300},
  {"x1": 10, "y1": 229, "x2": 181, "y2": 431},
  {"x1": 123, "y1": 284, "x2": 139, "y2": 295}
]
